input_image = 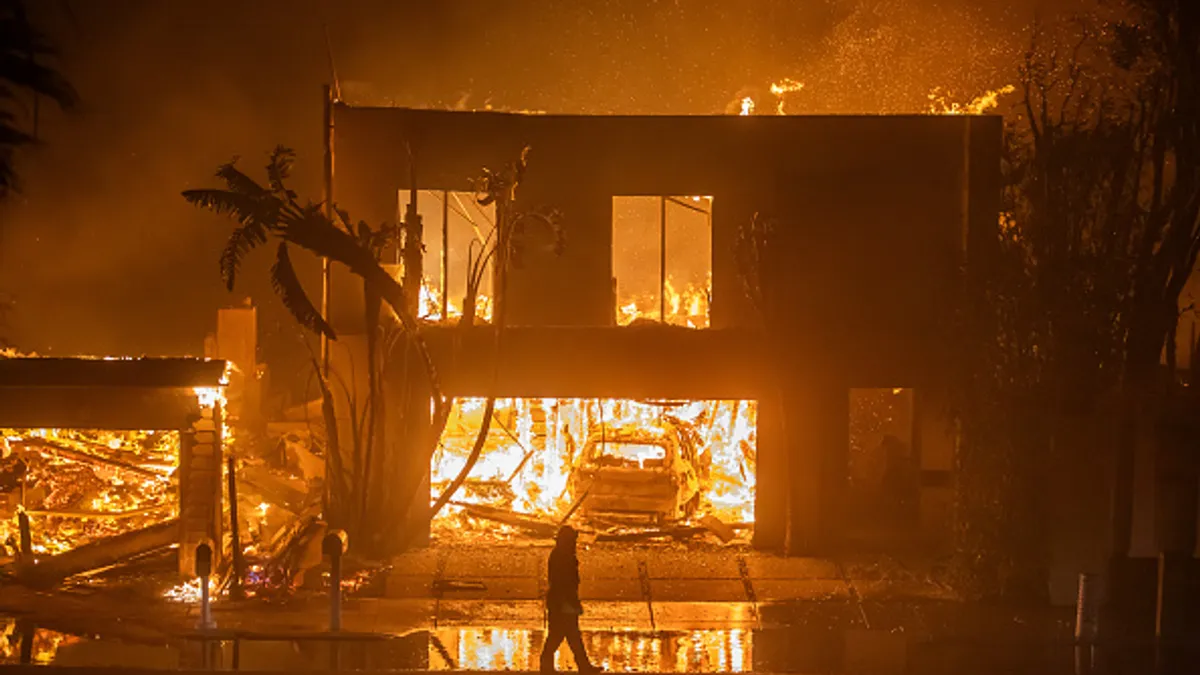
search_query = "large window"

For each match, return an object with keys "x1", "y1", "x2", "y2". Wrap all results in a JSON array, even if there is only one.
[
  {"x1": 398, "y1": 190, "x2": 497, "y2": 322},
  {"x1": 612, "y1": 196, "x2": 712, "y2": 328}
]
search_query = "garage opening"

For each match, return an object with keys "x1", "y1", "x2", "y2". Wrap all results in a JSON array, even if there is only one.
[{"x1": 431, "y1": 398, "x2": 756, "y2": 544}]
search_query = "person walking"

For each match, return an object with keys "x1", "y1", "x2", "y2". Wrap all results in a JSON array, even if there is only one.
[{"x1": 540, "y1": 526, "x2": 599, "y2": 673}]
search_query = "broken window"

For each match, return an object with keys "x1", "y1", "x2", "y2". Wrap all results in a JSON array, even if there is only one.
[
  {"x1": 612, "y1": 196, "x2": 712, "y2": 328},
  {"x1": 398, "y1": 190, "x2": 497, "y2": 322}
]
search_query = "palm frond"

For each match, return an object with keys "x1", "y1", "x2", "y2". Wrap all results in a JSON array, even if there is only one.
[
  {"x1": 270, "y1": 243, "x2": 336, "y2": 341},
  {"x1": 219, "y1": 223, "x2": 269, "y2": 291},
  {"x1": 182, "y1": 188, "x2": 279, "y2": 230},
  {"x1": 266, "y1": 145, "x2": 295, "y2": 197},
  {"x1": 215, "y1": 160, "x2": 269, "y2": 198}
]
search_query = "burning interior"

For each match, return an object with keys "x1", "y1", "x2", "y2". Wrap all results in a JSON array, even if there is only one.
[
  {"x1": 0, "y1": 428, "x2": 180, "y2": 557},
  {"x1": 432, "y1": 398, "x2": 756, "y2": 544}
]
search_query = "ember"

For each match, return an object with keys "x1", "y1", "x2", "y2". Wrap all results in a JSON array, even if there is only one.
[{"x1": 432, "y1": 398, "x2": 756, "y2": 543}]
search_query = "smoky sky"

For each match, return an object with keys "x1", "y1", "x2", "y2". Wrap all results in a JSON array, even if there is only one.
[{"x1": 0, "y1": 0, "x2": 1076, "y2": 400}]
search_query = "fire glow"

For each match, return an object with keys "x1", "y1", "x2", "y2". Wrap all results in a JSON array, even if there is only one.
[{"x1": 432, "y1": 398, "x2": 756, "y2": 542}]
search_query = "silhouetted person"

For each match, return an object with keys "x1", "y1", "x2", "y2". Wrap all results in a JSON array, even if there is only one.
[{"x1": 540, "y1": 526, "x2": 598, "y2": 673}]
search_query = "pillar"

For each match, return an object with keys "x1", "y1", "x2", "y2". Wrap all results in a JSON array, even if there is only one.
[{"x1": 179, "y1": 402, "x2": 224, "y2": 577}]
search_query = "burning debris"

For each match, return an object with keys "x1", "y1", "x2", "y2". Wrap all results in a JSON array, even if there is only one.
[
  {"x1": 0, "y1": 428, "x2": 179, "y2": 558},
  {"x1": 432, "y1": 398, "x2": 756, "y2": 545}
]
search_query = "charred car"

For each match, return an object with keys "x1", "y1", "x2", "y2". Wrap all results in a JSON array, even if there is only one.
[{"x1": 572, "y1": 423, "x2": 702, "y2": 524}]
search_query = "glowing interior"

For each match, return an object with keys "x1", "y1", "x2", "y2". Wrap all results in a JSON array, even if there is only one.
[{"x1": 431, "y1": 398, "x2": 757, "y2": 542}]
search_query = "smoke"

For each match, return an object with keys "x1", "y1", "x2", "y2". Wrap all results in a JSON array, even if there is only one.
[{"x1": 0, "y1": 0, "x2": 1062, "y2": 400}]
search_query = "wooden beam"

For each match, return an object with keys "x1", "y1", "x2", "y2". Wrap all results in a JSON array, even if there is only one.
[
  {"x1": 0, "y1": 387, "x2": 201, "y2": 430},
  {"x1": 0, "y1": 358, "x2": 226, "y2": 388}
]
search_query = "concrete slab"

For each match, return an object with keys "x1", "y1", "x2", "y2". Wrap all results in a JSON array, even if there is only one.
[
  {"x1": 840, "y1": 554, "x2": 914, "y2": 582},
  {"x1": 757, "y1": 600, "x2": 869, "y2": 630},
  {"x1": 651, "y1": 601, "x2": 758, "y2": 629},
  {"x1": 442, "y1": 548, "x2": 540, "y2": 578},
  {"x1": 435, "y1": 599, "x2": 544, "y2": 626},
  {"x1": 389, "y1": 547, "x2": 442, "y2": 575},
  {"x1": 433, "y1": 577, "x2": 541, "y2": 601},
  {"x1": 383, "y1": 575, "x2": 435, "y2": 598},
  {"x1": 644, "y1": 550, "x2": 741, "y2": 579},
  {"x1": 581, "y1": 577, "x2": 644, "y2": 601},
  {"x1": 852, "y1": 579, "x2": 956, "y2": 602},
  {"x1": 578, "y1": 601, "x2": 654, "y2": 631},
  {"x1": 577, "y1": 548, "x2": 642, "y2": 580},
  {"x1": 754, "y1": 579, "x2": 852, "y2": 601},
  {"x1": 649, "y1": 579, "x2": 748, "y2": 602},
  {"x1": 743, "y1": 554, "x2": 842, "y2": 579}
]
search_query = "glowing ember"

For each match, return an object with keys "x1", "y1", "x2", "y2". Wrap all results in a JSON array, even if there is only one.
[
  {"x1": 927, "y1": 85, "x2": 1015, "y2": 115},
  {"x1": 0, "y1": 428, "x2": 180, "y2": 556},
  {"x1": 432, "y1": 398, "x2": 756, "y2": 541},
  {"x1": 768, "y1": 78, "x2": 805, "y2": 114},
  {"x1": 417, "y1": 278, "x2": 494, "y2": 323},
  {"x1": 617, "y1": 275, "x2": 711, "y2": 328},
  {"x1": 162, "y1": 576, "x2": 219, "y2": 604}
]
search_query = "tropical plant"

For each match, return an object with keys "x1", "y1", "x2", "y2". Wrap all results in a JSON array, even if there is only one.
[
  {"x1": 184, "y1": 146, "x2": 450, "y2": 548},
  {"x1": 0, "y1": 0, "x2": 76, "y2": 197}
]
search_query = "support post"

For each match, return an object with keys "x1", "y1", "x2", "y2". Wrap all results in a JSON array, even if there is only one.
[
  {"x1": 659, "y1": 195, "x2": 667, "y2": 322},
  {"x1": 227, "y1": 454, "x2": 244, "y2": 600},
  {"x1": 195, "y1": 542, "x2": 214, "y2": 630},
  {"x1": 17, "y1": 509, "x2": 31, "y2": 557},
  {"x1": 324, "y1": 529, "x2": 348, "y2": 632},
  {"x1": 402, "y1": 169, "x2": 423, "y2": 318},
  {"x1": 321, "y1": 83, "x2": 335, "y2": 378},
  {"x1": 441, "y1": 190, "x2": 449, "y2": 320}
]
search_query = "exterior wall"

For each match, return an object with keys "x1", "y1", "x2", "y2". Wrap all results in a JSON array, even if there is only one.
[{"x1": 332, "y1": 108, "x2": 1002, "y2": 553}]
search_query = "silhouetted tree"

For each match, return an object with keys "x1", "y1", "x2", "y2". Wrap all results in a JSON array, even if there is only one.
[
  {"x1": 184, "y1": 147, "x2": 450, "y2": 549},
  {"x1": 0, "y1": 0, "x2": 75, "y2": 197}
]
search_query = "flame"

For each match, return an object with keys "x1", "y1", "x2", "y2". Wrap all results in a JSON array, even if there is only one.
[
  {"x1": 616, "y1": 274, "x2": 710, "y2": 328},
  {"x1": 431, "y1": 398, "x2": 756, "y2": 541},
  {"x1": 0, "y1": 428, "x2": 180, "y2": 556},
  {"x1": 927, "y1": 85, "x2": 1015, "y2": 115},
  {"x1": 417, "y1": 279, "x2": 494, "y2": 324},
  {"x1": 739, "y1": 97, "x2": 755, "y2": 116},
  {"x1": 768, "y1": 78, "x2": 805, "y2": 114}
]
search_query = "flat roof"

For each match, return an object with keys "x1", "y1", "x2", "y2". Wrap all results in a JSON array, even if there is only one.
[{"x1": 0, "y1": 357, "x2": 228, "y2": 389}]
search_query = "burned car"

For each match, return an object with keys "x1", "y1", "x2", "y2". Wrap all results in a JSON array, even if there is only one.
[{"x1": 572, "y1": 423, "x2": 703, "y2": 524}]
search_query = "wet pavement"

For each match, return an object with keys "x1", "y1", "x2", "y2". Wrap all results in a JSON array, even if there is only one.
[{"x1": 0, "y1": 545, "x2": 1128, "y2": 673}]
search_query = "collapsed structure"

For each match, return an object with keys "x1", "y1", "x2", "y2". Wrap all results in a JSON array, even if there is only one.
[
  {"x1": 0, "y1": 357, "x2": 227, "y2": 579},
  {"x1": 325, "y1": 103, "x2": 1003, "y2": 553}
]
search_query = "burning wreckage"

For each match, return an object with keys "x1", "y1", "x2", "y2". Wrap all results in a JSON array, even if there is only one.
[
  {"x1": 0, "y1": 354, "x2": 371, "y2": 608},
  {"x1": 432, "y1": 397, "x2": 757, "y2": 545}
]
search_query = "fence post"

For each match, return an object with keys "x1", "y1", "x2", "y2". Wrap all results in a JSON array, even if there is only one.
[
  {"x1": 227, "y1": 455, "x2": 245, "y2": 600},
  {"x1": 196, "y1": 542, "x2": 214, "y2": 630},
  {"x1": 17, "y1": 509, "x2": 31, "y2": 557},
  {"x1": 323, "y1": 530, "x2": 348, "y2": 632}
]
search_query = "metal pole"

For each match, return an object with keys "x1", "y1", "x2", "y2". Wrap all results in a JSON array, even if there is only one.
[
  {"x1": 200, "y1": 575, "x2": 211, "y2": 629},
  {"x1": 17, "y1": 509, "x2": 31, "y2": 557},
  {"x1": 659, "y1": 195, "x2": 667, "y2": 322},
  {"x1": 442, "y1": 189, "x2": 449, "y2": 320},
  {"x1": 324, "y1": 531, "x2": 346, "y2": 632},
  {"x1": 227, "y1": 455, "x2": 245, "y2": 600},
  {"x1": 321, "y1": 84, "x2": 335, "y2": 378}
]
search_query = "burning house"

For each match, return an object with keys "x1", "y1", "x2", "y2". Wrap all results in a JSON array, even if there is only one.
[
  {"x1": 324, "y1": 101, "x2": 1001, "y2": 554},
  {"x1": 0, "y1": 357, "x2": 228, "y2": 579}
]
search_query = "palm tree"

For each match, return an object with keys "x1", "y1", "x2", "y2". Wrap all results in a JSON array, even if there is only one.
[
  {"x1": 0, "y1": 0, "x2": 76, "y2": 197},
  {"x1": 183, "y1": 146, "x2": 450, "y2": 546}
]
